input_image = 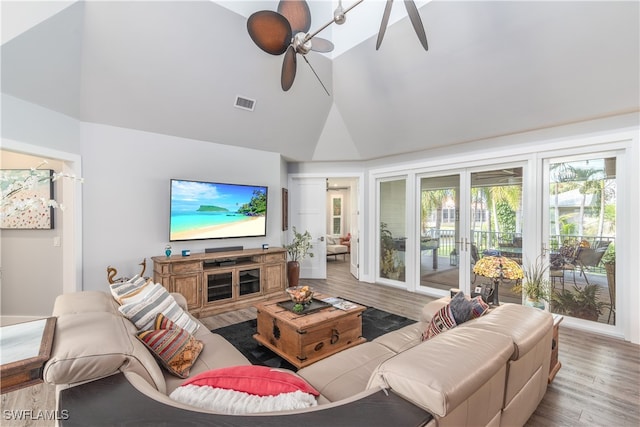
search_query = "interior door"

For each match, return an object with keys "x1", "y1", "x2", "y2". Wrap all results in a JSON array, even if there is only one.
[{"x1": 289, "y1": 177, "x2": 327, "y2": 279}]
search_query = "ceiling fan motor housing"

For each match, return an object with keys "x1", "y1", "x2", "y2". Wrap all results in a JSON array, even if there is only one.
[{"x1": 293, "y1": 32, "x2": 312, "y2": 55}]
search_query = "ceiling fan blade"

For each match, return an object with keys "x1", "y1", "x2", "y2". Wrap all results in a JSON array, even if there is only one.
[
  {"x1": 376, "y1": 0, "x2": 393, "y2": 50},
  {"x1": 247, "y1": 10, "x2": 292, "y2": 55},
  {"x1": 302, "y1": 55, "x2": 330, "y2": 96},
  {"x1": 310, "y1": 37, "x2": 334, "y2": 53},
  {"x1": 404, "y1": 0, "x2": 428, "y2": 51},
  {"x1": 277, "y1": 0, "x2": 311, "y2": 34},
  {"x1": 281, "y1": 45, "x2": 297, "y2": 91}
]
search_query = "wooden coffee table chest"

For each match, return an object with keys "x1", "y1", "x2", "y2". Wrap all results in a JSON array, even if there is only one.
[{"x1": 253, "y1": 294, "x2": 366, "y2": 369}]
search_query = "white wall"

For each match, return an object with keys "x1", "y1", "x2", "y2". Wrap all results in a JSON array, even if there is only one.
[
  {"x1": 1, "y1": 96, "x2": 286, "y2": 315},
  {"x1": 80, "y1": 123, "x2": 285, "y2": 290},
  {"x1": 1, "y1": 94, "x2": 81, "y2": 153}
]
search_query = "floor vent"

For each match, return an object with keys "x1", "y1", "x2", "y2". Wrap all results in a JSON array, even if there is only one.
[{"x1": 234, "y1": 95, "x2": 256, "y2": 111}]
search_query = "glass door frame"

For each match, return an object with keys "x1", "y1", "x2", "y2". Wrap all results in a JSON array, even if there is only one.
[
  {"x1": 375, "y1": 174, "x2": 410, "y2": 288},
  {"x1": 414, "y1": 160, "x2": 529, "y2": 299},
  {"x1": 542, "y1": 149, "x2": 622, "y2": 335},
  {"x1": 414, "y1": 169, "x2": 469, "y2": 297}
]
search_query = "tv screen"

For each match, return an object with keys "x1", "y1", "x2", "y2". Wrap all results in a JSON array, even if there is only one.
[{"x1": 170, "y1": 179, "x2": 267, "y2": 241}]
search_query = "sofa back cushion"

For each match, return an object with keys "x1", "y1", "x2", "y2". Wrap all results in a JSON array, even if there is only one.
[
  {"x1": 367, "y1": 327, "x2": 513, "y2": 419},
  {"x1": 461, "y1": 303, "x2": 553, "y2": 360},
  {"x1": 52, "y1": 290, "x2": 119, "y2": 316},
  {"x1": 43, "y1": 311, "x2": 166, "y2": 393},
  {"x1": 420, "y1": 298, "x2": 451, "y2": 324},
  {"x1": 326, "y1": 235, "x2": 339, "y2": 245}
]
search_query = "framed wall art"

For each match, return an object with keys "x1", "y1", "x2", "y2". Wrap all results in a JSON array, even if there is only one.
[{"x1": 1, "y1": 169, "x2": 54, "y2": 229}]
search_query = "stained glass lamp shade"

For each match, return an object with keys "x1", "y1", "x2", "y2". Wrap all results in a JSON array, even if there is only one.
[{"x1": 472, "y1": 256, "x2": 523, "y2": 305}]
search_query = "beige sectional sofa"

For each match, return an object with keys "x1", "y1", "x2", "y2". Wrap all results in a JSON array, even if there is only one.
[{"x1": 44, "y1": 291, "x2": 553, "y2": 426}]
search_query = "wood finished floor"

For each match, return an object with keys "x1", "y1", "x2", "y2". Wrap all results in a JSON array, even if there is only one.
[{"x1": 2, "y1": 256, "x2": 638, "y2": 426}]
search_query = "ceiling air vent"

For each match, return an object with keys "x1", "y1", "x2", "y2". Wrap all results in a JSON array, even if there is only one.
[{"x1": 234, "y1": 95, "x2": 256, "y2": 112}]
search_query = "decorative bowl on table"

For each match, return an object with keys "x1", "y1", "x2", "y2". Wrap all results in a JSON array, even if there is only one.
[{"x1": 286, "y1": 285, "x2": 314, "y2": 305}]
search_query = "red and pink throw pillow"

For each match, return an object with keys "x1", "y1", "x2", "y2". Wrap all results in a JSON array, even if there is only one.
[
  {"x1": 169, "y1": 366, "x2": 319, "y2": 414},
  {"x1": 181, "y1": 365, "x2": 319, "y2": 397}
]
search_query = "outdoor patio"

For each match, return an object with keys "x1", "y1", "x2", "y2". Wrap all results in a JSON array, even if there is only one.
[{"x1": 420, "y1": 252, "x2": 614, "y2": 325}]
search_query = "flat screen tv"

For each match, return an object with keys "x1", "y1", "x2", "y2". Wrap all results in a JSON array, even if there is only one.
[{"x1": 170, "y1": 179, "x2": 267, "y2": 241}]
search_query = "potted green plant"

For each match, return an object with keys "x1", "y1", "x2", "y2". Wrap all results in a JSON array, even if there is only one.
[
  {"x1": 511, "y1": 255, "x2": 550, "y2": 309},
  {"x1": 380, "y1": 222, "x2": 404, "y2": 280},
  {"x1": 284, "y1": 227, "x2": 314, "y2": 287},
  {"x1": 601, "y1": 243, "x2": 615, "y2": 286},
  {"x1": 600, "y1": 243, "x2": 615, "y2": 322},
  {"x1": 551, "y1": 284, "x2": 608, "y2": 321}
]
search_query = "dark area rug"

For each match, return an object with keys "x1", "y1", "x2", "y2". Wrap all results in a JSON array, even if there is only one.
[{"x1": 212, "y1": 306, "x2": 415, "y2": 371}]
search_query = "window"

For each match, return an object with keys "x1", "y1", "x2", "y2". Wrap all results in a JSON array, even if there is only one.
[{"x1": 331, "y1": 196, "x2": 343, "y2": 235}]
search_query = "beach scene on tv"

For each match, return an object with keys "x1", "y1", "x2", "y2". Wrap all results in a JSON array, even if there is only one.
[{"x1": 170, "y1": 180, "x2": 267, "y2": 241}]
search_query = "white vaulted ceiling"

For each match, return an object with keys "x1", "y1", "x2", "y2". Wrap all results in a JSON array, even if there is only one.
[{"x1": 2, "y1": 1, "x2": 638, "y2": 161}]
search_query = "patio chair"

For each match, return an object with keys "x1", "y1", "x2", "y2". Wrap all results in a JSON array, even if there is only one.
[
  {"x1": 549, "y1": 267, "x2": 566, "y2": 291},
  {"x1": 571, "y1": 243, "x2": 610, "y2": 285},
  {"x1": 550, "y1": 250, "x2": 576, "y2": 290}
]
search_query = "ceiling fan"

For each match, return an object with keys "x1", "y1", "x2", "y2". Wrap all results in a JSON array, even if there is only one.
[
  {"x1": 247, "y1": 0, "x2": 428, "y2": 94},
  {"x1": 247, "y1": 0, "x2": 360, "y2": 95},
  {"x1": 377, "y1": 0, "x2": 429, "y2": 51}
]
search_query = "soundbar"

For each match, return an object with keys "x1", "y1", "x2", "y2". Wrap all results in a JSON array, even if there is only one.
[{"x1": 205, "y1": 246, "x2": 244, "y2": 253}]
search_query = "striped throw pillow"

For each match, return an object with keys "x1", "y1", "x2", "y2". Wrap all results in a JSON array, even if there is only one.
[
  {"x1": 422, "y1": 303, "x2": 457, "y2": 341},
  {"x1": 137, "y1": 313, "x2": 203, "y2": 378},
  {"x1": 470, "y1": 296, "x2": 490, "y2": 319},
  {"x1": 119, "y1": 283, "x2": 199, "y2": 334},
  {"x1": 109, "y1": 275, "x2": 150, "y2": 304}
]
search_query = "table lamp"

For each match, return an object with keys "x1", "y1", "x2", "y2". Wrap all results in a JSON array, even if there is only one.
[{"x1": 472, "y1": 256, "x2": 523, "y2": 305}]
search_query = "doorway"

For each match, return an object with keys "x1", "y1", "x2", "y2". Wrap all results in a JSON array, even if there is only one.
[
  {"x1": 288, "y1": 175, "x2": 361, "y2": 282},
  {"x1": 326, "y1": 177, "x2": 359, "y2": 280},
  {"x1": 0, "y1": 143, "x2": 82, "y2": 322}
]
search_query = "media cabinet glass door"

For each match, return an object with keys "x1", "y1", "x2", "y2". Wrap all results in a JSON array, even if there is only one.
[
  {"x1": 205, "y1": 267, "x2": 261, "y2": 304},
  {"x1": 238, "y1": 268, "x2": 261, "y2": 297}
]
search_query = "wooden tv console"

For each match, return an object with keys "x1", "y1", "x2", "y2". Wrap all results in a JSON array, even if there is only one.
[{"x1": 152, "y1": 247, "x2": 286, "y2": 318}]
